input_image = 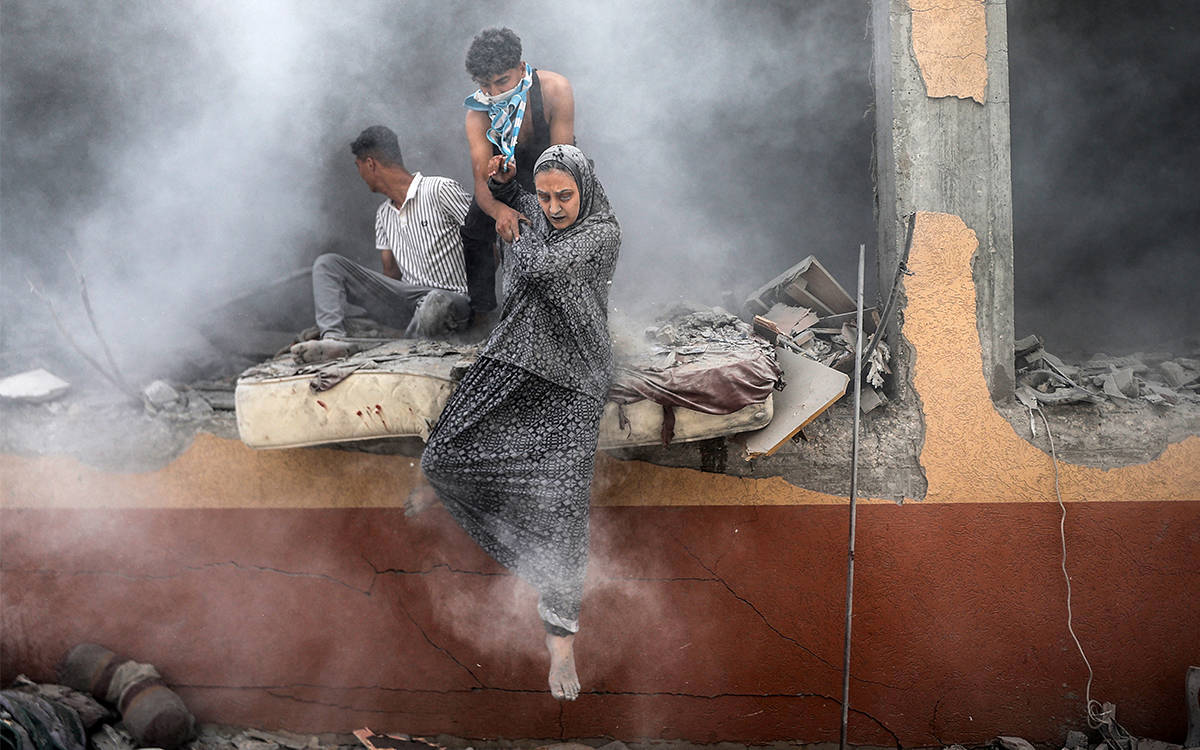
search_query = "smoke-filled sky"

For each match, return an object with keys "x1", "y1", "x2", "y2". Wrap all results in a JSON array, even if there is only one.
[
  {"x1": 1, "y1": 0, "x2": 874, "y2": 382},
  {"x1": 5, "y1": 0, "x2": 1192, "y2": 386},
  {"x1": 1008, "y1": 0, "x2": 1200, "y2": 357}
]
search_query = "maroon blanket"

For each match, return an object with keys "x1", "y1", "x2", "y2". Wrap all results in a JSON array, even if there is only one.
[{"x1": 609, "y1": 349, "x2": 781, "y2": 415}]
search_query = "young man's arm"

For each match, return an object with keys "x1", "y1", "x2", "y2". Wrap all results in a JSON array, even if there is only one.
[
  {"x1": 537, "y1": 70, "x2": 575, "y2": 146},
  {"x1": 380, "y1": 249, "x2": 401, "y2": 280},
  {"x1": 375, "y1": 207, "x2": 402, "y2": 280},
  {"x1": 466, "y1": 110, "x2": 525, "y2": 242}
]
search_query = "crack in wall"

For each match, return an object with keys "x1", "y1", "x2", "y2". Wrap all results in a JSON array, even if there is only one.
[
  {"x1": 388, "y1": 597, "x2": 484, "y2": 689},
  {"x1": 2, "y1": 562, "x2": 372, "y2": 595},
  {"x1": 678, "y1": 543, "x2": 909, "y2": 692}
]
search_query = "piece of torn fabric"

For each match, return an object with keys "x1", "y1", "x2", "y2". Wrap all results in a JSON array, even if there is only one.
[
  {"x1": 609, "y1": 349, "x2": 781, "y2": 415},
  {"x1": 0, "y1": 691, "x2": 87, "y2": 750}
]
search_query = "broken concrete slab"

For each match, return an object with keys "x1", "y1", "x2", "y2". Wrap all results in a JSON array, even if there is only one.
[
  {"x1": 1110, "y1": 368, "x2": 1139, "y2": 398},
  {"x1": 1014, "y1": 334, "x2": 1042, "y2": 356},
  {"x1": 1161, "y1": 361, "x2": 1197, "y2": 388},
  {"x1": 995, "y1": 737, "x2": 1037, "y2": 750},
  {"x1": 741, "y1": 348, "x2": 850, "y2": 458},
  {"x1": 1136, "y1": 739, "x2": 1183, "y2": 750},
  {"x1": 1064, "y1": 731, "x2": 1089, "y2": 750},
  {"x1": 1103, "y1": 373, "x2": 1131, "y2": 400},
  {"x1": 143, "y1": 380, "x2": 183, "y2": 409},
  {"x1": 860, "y1": 385, "x2": 887, "y2": 413},
  {"x1": 0, "y1": 368, "x2": 71, "y2": 403}
]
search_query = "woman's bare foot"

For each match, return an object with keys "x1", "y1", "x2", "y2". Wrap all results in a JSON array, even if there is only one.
[
  {"x1": 546, "y1": 633, "x2": 580, "y2": 701},
  {"x1": 405, "y1": 481, "x2": 441, "y2": 517}
]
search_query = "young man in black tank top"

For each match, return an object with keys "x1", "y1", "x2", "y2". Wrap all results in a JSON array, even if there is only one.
[{"x1": 461, "y1": 27, "x2": 575, "y2": 323}]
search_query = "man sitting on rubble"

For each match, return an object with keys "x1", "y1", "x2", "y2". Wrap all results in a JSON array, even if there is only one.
[
  {"x1": 460, "y1": 27, "x2": 575, "y2": 324},
  {"x1": 291, "y1": 125, "x2": 473, "y2": 364}
]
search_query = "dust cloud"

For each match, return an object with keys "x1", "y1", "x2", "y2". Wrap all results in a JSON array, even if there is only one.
[{"x1": 1, "y1": 0, "x2": 874, "y2": 385}]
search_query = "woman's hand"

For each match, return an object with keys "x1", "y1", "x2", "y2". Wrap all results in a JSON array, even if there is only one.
[{"x1": 487, "y1": 155, "x2": 516, "y2": 184}]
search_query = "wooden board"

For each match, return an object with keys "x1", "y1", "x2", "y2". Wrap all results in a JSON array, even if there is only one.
[
  {"x1": 740, "y1": 349, "x2": 850, "y2": 458},
  {"x1": 743, "y1": 255, "x2": 857, "y2": 318}
]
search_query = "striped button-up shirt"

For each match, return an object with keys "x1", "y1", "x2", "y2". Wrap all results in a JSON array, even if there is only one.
[{"x1": 375, "y1": 172, "x2": 471, "y2": 294}]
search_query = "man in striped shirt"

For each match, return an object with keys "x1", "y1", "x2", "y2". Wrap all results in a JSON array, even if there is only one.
[{"x1": 292, "y1": 126, "x2": 473, "y2": 363}]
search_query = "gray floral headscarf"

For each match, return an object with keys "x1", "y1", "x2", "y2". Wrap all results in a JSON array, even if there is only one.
[{"x1": 532, "y1": 144, "x2": 614, "y2": 237}]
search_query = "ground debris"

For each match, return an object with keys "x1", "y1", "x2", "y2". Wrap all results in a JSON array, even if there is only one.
[
  {"x1": 1015, "y1": 336, "x2": 1200, "y2": 409},
  {"x1": 995, "y1": 737, "x2": 1037, "y2": 750}
]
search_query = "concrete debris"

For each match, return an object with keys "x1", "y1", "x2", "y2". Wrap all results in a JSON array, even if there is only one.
[
  {"x1": 235, "y1": 738, "x2": 284, "y2": 750},
  {"x1": 92, "y1": 724, "x2": 136, "y2": 750},
  {"x1": 142, "y1": 380, "x2": 183, "y2": 409},
  {"x1": 1065, "y1": 731, "x2": 1089, "y2": 750},
  {"x1": 860, "y1": 385, "x2": 887, "y2": 413},
  {"x1": 242, "y1": 728, "x2": 321, "y2": 750},
  {"x1": 995, "y1": 737, "x2": 1037, "y2": 750},
  {"x1": 1015, "y1": 336, "x2": 1200, "y2": 408},
  {"x1": 0, "y1": 368, "x2": 71, "y2": 403},
  {"x1": 595, "y1": 742, "x2": 630, "y2": 750},
  {"x1": 7, "y1": 675, "x2": 110, "y2": 729},
  {"x1": 1161, "y1": 361, "x2": 1195, "y2": 389},
  {"x1": 1135, "y1": 740, "x2": 1182, "y2": 750}
]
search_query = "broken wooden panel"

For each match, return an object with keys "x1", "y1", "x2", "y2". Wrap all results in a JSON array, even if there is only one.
[
  {"x1": 762, "y1": 303, "x2": 819, "y2": 336},
  {"x1": 908, "y1": 0, "x2": 988, "y2": 104},
  {"x1": 744, "y1": 256, "x2": 856, "y2": 317},
  {"x1": 741, "y1": 349, "x2": 850, "y2": 458}
]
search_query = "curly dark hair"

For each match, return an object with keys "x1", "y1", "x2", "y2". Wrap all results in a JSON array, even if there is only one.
[
  {"x1": 350, "y1": 125, "x2": 404, "y2": 167},
  {"x1": 465, "y1": 27, "x2": 522, "y2": 81}
]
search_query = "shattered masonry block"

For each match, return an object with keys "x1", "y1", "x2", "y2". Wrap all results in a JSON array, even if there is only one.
[
  {"x1": 1160, "y1": 361, "x2": 1196, "y2": 388},
  {"x1": 142, "y1": 379, "x2": 182, "y2": 408}
]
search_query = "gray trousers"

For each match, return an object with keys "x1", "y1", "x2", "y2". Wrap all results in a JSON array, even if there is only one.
[{"x1": 312, "y1": 253, "x2": 470, "y2": 339}]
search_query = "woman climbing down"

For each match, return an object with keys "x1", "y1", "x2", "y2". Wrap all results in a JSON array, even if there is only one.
[{"x1": 418, "y1": 144, "x2": 620, "y2": 701}]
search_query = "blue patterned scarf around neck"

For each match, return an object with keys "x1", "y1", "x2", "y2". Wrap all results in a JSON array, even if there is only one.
[{"x1": 463, "y1": 63, "x2": 534, "y2": 169}]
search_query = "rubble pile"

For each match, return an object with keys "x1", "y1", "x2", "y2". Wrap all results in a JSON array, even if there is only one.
[
  {"x1": 1015, "y1": 334, "x2": 1200, "y2": 408},
  {"x1": 624, "y1": 303, "x2": 775, "y2": 366},
  {"x1": 743, "y1": 254, "x2": 891, "y2": 413}
]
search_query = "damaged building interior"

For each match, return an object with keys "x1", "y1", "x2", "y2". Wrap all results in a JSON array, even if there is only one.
[{"x1": 2, "y1": 1, "x2": 1198, "y2": 750}]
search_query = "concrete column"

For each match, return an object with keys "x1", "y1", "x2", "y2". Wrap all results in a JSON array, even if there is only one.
[{"x1": 872, "y1": 0, "x2": 1015, "y2": 400}]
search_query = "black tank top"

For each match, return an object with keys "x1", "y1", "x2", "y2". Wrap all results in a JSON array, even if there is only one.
[{"x1": 491, "y1": 69, "x2": 550, "y2": 193}]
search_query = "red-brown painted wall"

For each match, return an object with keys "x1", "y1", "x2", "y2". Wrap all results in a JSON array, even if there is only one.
[{"x1": 3, "y1": 502, "x2": 1198, "y2": 745}]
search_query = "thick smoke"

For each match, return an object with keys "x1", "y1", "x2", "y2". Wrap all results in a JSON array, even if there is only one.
[
  {"x1": 1008, "y1": 0, "x2": 1200, "y2": 357},
  {"x1": 1, "y1": 0, "x2": 874, "y2": 384}
]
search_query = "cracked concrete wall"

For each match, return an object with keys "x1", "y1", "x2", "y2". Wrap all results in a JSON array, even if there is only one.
[
  {"x1": 2, "y1": 503, "x2": 1196, "y2": 744},
  {"x1": 874, "y1": 0, "x2": 1015, "y2": 400},
  {"x1": 3, "y1": 212, "x2": 1199, "y2": 745}
]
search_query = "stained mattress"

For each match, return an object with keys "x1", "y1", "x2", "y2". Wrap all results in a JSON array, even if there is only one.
[{"x1": 236, "y1": 336, "x2": 777, "y2": 451}]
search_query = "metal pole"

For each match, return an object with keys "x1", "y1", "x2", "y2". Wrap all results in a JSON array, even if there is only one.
[{"x1": 839, "y1": 244, "x2": 866, "y2": 750}]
